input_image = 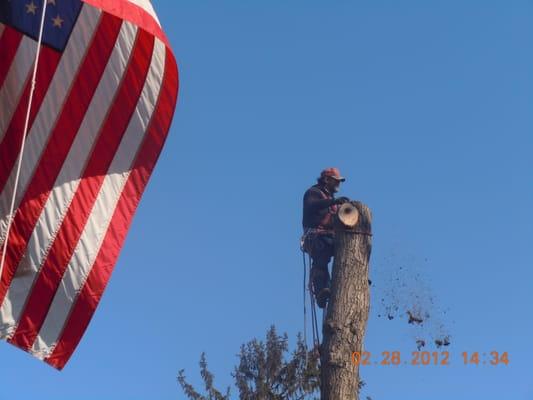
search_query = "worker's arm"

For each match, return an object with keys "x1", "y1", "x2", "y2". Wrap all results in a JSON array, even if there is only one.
[{"x1": 304, "y1": 190, "x2": 348, "y2": 212}]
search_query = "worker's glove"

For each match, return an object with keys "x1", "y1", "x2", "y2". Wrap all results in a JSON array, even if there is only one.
[{"x1": 334, "y1": 196, "x2": 350, "y2": 205}]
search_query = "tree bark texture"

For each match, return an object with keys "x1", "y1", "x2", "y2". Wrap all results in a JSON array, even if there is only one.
[{"x1": 320, "y1": 201, "x2": 372, "y2": 400}]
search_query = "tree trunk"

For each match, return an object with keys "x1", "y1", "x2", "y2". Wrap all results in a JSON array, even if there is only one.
[{"x1": 320, "y1": 201, "x2": 372, "y2": 400}]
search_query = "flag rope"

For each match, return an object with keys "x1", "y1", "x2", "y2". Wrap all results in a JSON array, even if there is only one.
[{"x1": 0, "y1": 0, "x2": 49, "y2": 282}]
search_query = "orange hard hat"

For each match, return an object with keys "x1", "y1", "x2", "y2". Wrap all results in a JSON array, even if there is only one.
[{"x1": 320, "y1": 167, "x2": 346, "y2": 182}]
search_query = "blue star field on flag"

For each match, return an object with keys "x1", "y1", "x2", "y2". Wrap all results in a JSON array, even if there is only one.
[{"x1": 0, "y1": 0, "x2": 83, "y2": 51}]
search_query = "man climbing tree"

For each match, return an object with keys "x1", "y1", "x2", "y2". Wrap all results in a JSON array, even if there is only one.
[
  {"x1": 301, "y1": 168, "x2": 349, "y2": 308},
  {"x1": 180, "y1": 174, "x2": 372, "y2": 400}
]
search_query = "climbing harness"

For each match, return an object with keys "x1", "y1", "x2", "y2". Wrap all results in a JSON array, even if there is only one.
[{"x1": 345, "y1": 230, "x2": 373, "y2": 236}]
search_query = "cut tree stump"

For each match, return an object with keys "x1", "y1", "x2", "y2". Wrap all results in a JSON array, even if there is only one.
[{"x1": 320, "y1": 201, "x2": 372, "y2": 400}]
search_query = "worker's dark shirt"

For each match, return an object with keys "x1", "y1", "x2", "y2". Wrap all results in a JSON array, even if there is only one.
[{"x1": 302, "y1": 184, "x2": 337, "y2": 230}]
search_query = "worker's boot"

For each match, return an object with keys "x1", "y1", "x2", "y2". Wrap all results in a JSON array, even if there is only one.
[
  {"x1": 310, "y1": 264, "x2": 330, "y2": 308},
  {"x1": 316, "y1": 287, "x2": 330, "y2": 308}
]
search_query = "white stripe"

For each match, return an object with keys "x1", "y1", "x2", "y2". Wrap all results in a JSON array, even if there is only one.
[
  {"x1": 0, "y1": 16, "x2": 137, "y2": 339},
  {"x1": 0, "y1": 36, "x2": 36, "y2": 247},
  {"x1": 0, "y1": 37, "x2": 37, "y2": 143},
  {"x1": 31, "y1": 40, "x2": 167, "y2": 359},
  {"x1": 126, "y1": 0, "x2": 161, "y2": 26},
  {"x1": 0, "y1": 6, "x2": 101, "y2": 250}
]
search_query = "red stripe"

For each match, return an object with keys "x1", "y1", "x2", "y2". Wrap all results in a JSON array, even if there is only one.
[
  {"x1": 0, "y1": 46, "x2": 60, "y2": 195},
  {"x1": 82, "y1": 0, "x2": 170, "y2": 48},
  {"x1": 9, "y1": 29, "x2": 155, "y2": 351},
  {"x1": 0, "y1": 14, "x2": 121, "y2": 306},
  {"x1": 0, "y1": 27, "x2": 23, "y2": 90},
  {"x1": 45, "y1": 50, "x2": 179, "y2": 370}
]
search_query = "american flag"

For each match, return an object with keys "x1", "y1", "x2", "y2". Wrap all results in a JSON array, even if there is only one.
[{"x1": 0, "y1": 0, "x2": 178, "y2": 369}]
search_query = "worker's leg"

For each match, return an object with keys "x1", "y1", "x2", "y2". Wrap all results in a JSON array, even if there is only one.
[
  {"x1": 310, "y1": 258, "x2": 330, "y2": 294},
  {"x1": 310, "y1": 234, "x2": 334, "y2": 308}
]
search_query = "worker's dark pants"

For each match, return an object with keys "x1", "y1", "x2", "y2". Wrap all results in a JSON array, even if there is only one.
[{"x1": 308, "y1": 232, "x2": 334, "y2": 295}]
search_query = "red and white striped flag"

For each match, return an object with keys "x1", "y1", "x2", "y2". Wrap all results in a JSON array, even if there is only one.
[{"x1": 0, "y1": 0, "x2": 178, "y2": 369}]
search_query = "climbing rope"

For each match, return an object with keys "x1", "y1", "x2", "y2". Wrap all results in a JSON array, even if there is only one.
[
  {"x1": 302, "y1": 251, "x2": 321, "y2": 351},
  {"x1": 309, "y1": 253, "x2": 320, "y2": 349},
  {"x1": 302, "y1": 250, "x2": 307, "y2": 352},
  {"x1": 0, "y1": 0, "x2": 49, "y2": 281}
]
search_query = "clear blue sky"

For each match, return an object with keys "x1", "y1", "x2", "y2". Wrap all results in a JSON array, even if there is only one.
[{"x1": 2, "y1": 0, "x2": 532, "y2": 399}]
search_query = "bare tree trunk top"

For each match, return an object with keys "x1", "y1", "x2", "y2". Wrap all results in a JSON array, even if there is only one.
[{"x1": 320, "y1": 201, "x2": 372, "y2": 400}]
